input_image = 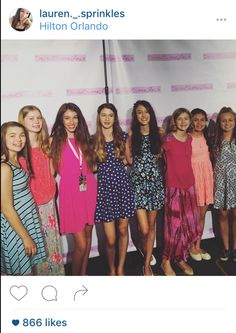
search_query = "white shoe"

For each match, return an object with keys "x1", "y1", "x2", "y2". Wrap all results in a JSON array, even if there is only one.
[
  {"x1": 189, "y1": 251, "x2": 202, "y2": 261},
  {"x1": 139, "y1": 250, "x2": 157, "y2": 266},
  {"x1": 200, "y1": 251, "x2": 211, "y2": 260}
]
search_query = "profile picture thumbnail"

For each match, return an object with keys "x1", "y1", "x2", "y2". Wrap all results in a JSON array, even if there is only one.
[{"x1": 9, "y1": 8, "x2": 33, "y2": 31}]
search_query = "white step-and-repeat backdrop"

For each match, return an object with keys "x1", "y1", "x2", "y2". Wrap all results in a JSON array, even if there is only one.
[{"x1": 2, "y1": 40, "x2": 236, "y2": 261}]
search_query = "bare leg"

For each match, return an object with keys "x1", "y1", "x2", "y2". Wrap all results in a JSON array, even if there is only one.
[
  {"x1": 195, "y1": 205, "x2": 209, "y2": 253},
  {"x1": 232, "y1": 209, "x2": 236, "y2": 250},
  {"x1": 144, "y1": 210, "x2": 157, "y2": 275},
  {"x1": 136, "y1": 209, "x2": 150, "y2": 275},
  {"x1": 103, "y1": 221, "x2": 116, "y2": 275},
  {"x1": 72, "y1": 230, "x2": 87, "y2": 276},
  {"x1": 80, "y1": 224, "x2": 93, "y2": 276},
  {"x1": 117, "y1": 218, "x2": 129, "y2": 276},
  {"x1": 219, "y1": 209, "x2": 229, "y2": 250},
  {"x1": 136, "y1": 209, "x2": 148, "y2": 256}
]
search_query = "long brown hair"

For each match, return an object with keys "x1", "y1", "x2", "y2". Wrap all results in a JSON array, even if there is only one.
[
  {"x1": 1, "y1": 121, "x2": 33, "y2": 175},
  {"x1": 212, "y1": 107, "x2": 236, "y2": 161},
  {"x1": 93, "y1": 103, "x2": 125, "y2": 163},
  {"x1": 18, "y1": 105, "x2": 50, "y2": 155},
  {"x1": 50, "y1": 102, "x2": 93, "y2": 172}
]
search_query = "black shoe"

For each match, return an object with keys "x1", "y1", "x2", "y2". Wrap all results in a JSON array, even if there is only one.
[
  {"x1": 232, "y1": 250, "x2": 236, "y2": 262},
  {"x1": 219, "y1": 249, "x2": 230, "y2": 261}
]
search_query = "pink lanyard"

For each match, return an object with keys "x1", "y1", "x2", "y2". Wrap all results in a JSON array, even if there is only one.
[{"x1": 67, "y1": 139, "x2": 83, "y2": 172}]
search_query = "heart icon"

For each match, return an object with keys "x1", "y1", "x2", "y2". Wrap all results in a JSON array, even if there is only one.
[
  {"x1": 12, "y1": 319, "x2": 20, "y2": 326},
  {"x1": 10, "y1": 285, "x2": 28, "y2": 301}
]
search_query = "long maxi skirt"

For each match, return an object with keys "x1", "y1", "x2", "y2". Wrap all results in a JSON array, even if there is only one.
[{"x1": 163, "y1": 185, "x2": 201, "y2": 262}]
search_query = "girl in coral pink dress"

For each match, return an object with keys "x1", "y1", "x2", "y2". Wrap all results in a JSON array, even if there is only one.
[
  {"x1": 50, "y1": 103, "x2": 97, "y2": 276},
  {"x1": 19, "y1": 105, "x2": 65, "y2": 275},
  {"x1": 190, "y1": 108, "x2": 214, "y2": 262}
]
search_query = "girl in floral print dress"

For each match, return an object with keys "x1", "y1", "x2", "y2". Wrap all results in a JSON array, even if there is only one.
[
  {"x1": 212, "y1": 107, "x2": 236, "y2": 262},
  {"x1": 19, "y1": 105, "x2": 65, "y2": 275}
]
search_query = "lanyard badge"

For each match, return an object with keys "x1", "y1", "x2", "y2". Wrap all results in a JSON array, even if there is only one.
[{"x1": 68, "y1": 139, "x2": 87, "y2": 192}]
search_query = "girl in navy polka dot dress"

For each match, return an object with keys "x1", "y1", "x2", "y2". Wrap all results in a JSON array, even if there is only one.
[{"x1": 93, "y1": 103, "x2": 135, "y2": 275}]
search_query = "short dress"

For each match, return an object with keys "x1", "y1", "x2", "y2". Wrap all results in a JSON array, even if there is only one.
[
  {"x1": 130, "y1": 135, "x2": 165, "y2": 211},
  {"x1": 1, "y1": 161, "x2": 46, "y2": 275},
  {"x1": 162, "y1": 134, "x2": 201, "y2": 261},
  {"x1": 58, "y1": 139, "x2": 97, "y2": 233},
  {"x1": 191, "y1": 136, "x2": 214, "y2": 206},
  {"x1": 95, "y1": 132, "x2": 135, "y2": 222},
  {"x1": 214, "y1": 139, "x2": 236, "y2": 209}
]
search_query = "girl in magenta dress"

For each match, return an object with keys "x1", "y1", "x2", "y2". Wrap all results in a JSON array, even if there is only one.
[
  {"x1": 50, "y1": 103, "x2": 97, "y2": 276},
  {"x1": 19, "y1": 105, "x2": 65, "y2": 275},
  {"x1": 161, "y1": 108, "x2": 201, "y2": 276},
  {"x1": 189, "y1": 108, "x2": 214, "y2": 262}
]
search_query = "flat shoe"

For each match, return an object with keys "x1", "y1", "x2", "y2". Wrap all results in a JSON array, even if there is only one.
[
  {"x1": 161, "y1": 263, "x2": 176, "y2": 276},
  {"x1": 177, "y1": 262, "x2": 194, "y2": 276},
  {"x1": 189, "y1": 251, "x2": 202, "y2": 261},
  {"x1": 201, "y1": 251, "x2": 211, "y2": 260}
]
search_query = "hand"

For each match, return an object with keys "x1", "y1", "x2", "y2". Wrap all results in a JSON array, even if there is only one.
[{"x1": 22, "y1": 236, "x2": 37, "y2": 256}]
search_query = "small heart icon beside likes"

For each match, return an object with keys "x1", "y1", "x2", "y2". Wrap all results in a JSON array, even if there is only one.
[
  {"x1": 10, "y1": 285, "x2": 28, "y2": 301},
  {"x1": 12, "y1": 319, "x2": 20, "y2": 326}
]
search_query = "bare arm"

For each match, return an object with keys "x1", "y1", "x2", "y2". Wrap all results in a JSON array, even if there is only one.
[
  {"x1": 125, "y1": 131, "x2": 133, "y2": 165},
  {"x1": 1, "y1": 163, "x2": 37, "y2": 256}
]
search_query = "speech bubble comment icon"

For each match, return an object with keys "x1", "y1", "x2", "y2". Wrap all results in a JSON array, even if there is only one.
[
  {"x1": 41, "y1": 285, "x2": 58, "y2": 301},
  {"x1": 10, "y1": 285, "x2": 28, "y2": 301}
]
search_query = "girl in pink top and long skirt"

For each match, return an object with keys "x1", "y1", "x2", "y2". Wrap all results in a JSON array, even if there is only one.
[
  {"x1": 19, "y1": 105, "x2": 65, "y2": 275},
  {"x1": 161, "y1": 108, "x2": 201, "y2": 276},
  {"x1": 50, "y1": 103, "x2": 97, "y2": 276}
]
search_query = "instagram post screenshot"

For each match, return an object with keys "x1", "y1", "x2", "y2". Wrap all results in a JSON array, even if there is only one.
[{"x1": 1, "y1": 1, "x2": 236, "y2": 332}]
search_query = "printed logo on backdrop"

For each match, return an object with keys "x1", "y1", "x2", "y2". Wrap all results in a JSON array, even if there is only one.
[
  {"x1": 148, "y1": 53, "x2": 192, "y2": 61},
  {"x1": 1, "y1": 55, "x2": 18, "y2": 62},
  {"x1": 203, "y1": 52, "x2": 236, "y2": 60},
  {"x1": 227, "y1": 82, "x2": 236, "y2": 89},
  {"x1": 101, "y1": 54, "x2": 135, "y2": 62},
  {"x1": 35, "y1": 54, "x2": 86, "y2": 62},
  {"x1": 171, "y1": 83, "x2": 213, "y2": 92}
]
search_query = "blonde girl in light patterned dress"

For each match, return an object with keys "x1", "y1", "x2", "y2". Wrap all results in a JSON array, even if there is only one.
[{"x1": 18, "y1": 105, "x2": 65, "y2": 275}]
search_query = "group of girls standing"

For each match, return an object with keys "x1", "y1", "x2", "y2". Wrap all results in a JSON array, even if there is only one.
[{"x1": 1, "y1": 101, "x2": 235, "y2": 276}]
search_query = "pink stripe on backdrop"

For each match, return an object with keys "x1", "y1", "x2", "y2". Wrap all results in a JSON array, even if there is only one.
[
  {"x1": 1, "y1": 55, "x2": 18, "y2": 62},
  {"x1": 227, "y1": 82, "x2": 236, "y2": 89},
  {"x1": 171, "y1": 83, "x2": 213, "y2": 92},
  {"x1": 115, "y1": 86, "x2": 161, "y2": 94},
  {"x1": 148, "y1": 53, "x2": 191, "y2": 61},
  {"x1": 203, "y1": 52, "x2": 236, "y2": 60},
  {"x1": 67, "y1": 88, "x2": 106, "y2": 96},
  {"x1": 100, "y1": 54, "x2": 135, "y2": 62},
  {"x1": 2, "y1": 90, "x2": 53, "y2": 98},
  {"x1": 119, "y1": 118, "x2": 132, "y2": 126},
  {"x1": 35, "y1": 54, "x2": 86, "y2": 62}
]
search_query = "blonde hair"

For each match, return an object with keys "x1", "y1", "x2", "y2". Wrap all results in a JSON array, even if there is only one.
[{"x1": 18, "y1": 105, "x2": 50, "y2": 155}]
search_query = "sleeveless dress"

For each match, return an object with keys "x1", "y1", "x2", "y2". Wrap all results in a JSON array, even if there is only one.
[
  {"x1": 1, "y1": 161, "x2": 46, "y2": 275},
  {"x1": 130, "y1": 135, "x2": 165, "y2": 210},
  {"x1": 214, "y1": 139, "x2": 236, "y2": 209},
  {"x1": 191, "y1": 136, "x2": 214, "y2": 206},
  {"x1": 95, "y1": 132, "x2": 135, "y2": 222},
  {"x1": 58, "y1": 139, "x2": 97, "y2": 233}
]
